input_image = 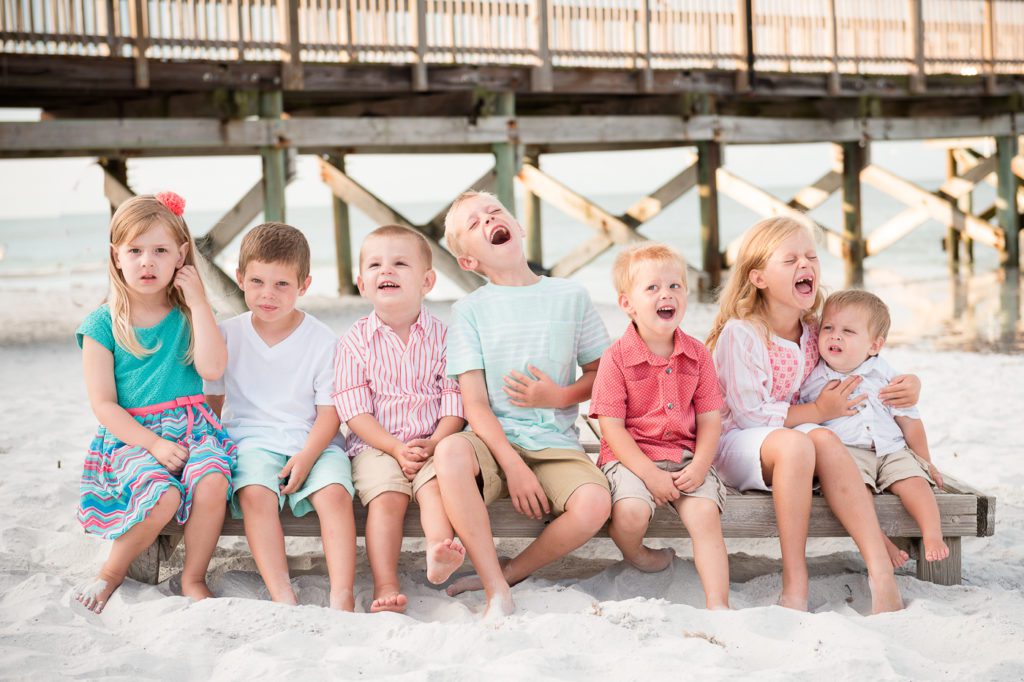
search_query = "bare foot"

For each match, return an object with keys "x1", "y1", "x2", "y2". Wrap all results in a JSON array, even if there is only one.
[
  {"x1": 427, "y1": 539, "x2": 466, "y2": 585},
  {"x1": 777, "y1": 593, "x2": 809, "y2": 612},
  {"x1": 869, "y1": 573, "x2": 904, "y2": 614},
  {"x1": 482, "y1": 587, "x2": 515, "y2": 621},
  {"x1": 181, "y1": 578, "x2": 214, "y2": 602},
  {"x1": 330, "y1": 587, "x2": 355, "y2": 612},
  {"x1": 923, "y1": 536, "x2": 950, "y2": 562},
  {"x1": 446, "y1": 557, "x2": 511, "y2": 598},
  {"x1": 370, "y1": 592, "x2": 408, "y2": 614},
  {"x1": 73, "y1": 571, "x2": 124, "y2": 614},
  {"x1": 883, "y1": 536, "x2": 910, "y2": 569},
  {"x1": 624, "y1": 546, "x2": 675, "y2": 573}
]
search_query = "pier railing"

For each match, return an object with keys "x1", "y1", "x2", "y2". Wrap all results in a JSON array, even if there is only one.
[{"x1": 4, "y1": 0, "x2": 1024, "y2": 88}]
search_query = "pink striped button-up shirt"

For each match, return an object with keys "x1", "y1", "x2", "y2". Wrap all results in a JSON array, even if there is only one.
[{"x1": 333, "y1": 307, "x2": 464, "y2": 457}]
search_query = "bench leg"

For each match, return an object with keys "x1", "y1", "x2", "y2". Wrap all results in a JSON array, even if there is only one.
[
  {"x1": 915, "y1": 536, "x2": 962, "y2": 586},
  {"x1": 126, "y1": 534, "x2": 181, "y2": 585}
]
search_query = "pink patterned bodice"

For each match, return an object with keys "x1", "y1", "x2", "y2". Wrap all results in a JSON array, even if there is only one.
[{"x1": 766, "y1": 322, "x2": 820, "y2": 405}]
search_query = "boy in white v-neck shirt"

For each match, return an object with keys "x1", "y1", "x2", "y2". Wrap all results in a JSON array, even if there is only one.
[{"x1": 204, "y1": 223, "x2": 357, "y2": 610}]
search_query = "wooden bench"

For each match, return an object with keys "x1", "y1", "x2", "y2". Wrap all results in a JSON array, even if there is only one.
[{"x1": 129, "y1": 422, "x2": 996, "y2": 587}]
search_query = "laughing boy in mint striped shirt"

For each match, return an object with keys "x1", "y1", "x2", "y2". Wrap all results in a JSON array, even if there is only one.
[{"x1": 433, "y1": 190, "x2": 612, "y2": 619}]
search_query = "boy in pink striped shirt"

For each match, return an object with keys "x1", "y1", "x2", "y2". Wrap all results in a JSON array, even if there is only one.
[{"x1": 333, "y1": 224, "x2": 466, "y2": 614}]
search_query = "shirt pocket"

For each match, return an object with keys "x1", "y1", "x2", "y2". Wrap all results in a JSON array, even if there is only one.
[
  {"x1": 674, "y1": 370, "x2": 701, "y2": 405},
  {"x1": 547, "y1": 321, "x2": 576, "y2": 367}
]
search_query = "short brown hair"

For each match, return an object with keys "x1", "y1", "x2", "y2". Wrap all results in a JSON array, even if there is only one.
[
  {"x1": 823, "y1": 289, "x2": 891, "y2": 340},
  {"x1": 612, "y1": 243, "x2": 688, "y2": 294},
  {"x1": 238, "y1": 222, "x2": 310, "y2": 282},
  {"x1": 360, "y1": 224, "x2": 433, "y2": 269},
  {"x1": 443, "y1": 190, "x2": 502, "y2": 258}
]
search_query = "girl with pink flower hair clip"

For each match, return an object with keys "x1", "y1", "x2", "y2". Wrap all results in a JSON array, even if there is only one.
[{"x1": 73, "y1": 192, "x2": 237, "y2": 613}]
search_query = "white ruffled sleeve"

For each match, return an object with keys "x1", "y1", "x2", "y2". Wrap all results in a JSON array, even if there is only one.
[{"x1": 714, "y1": 321, "x2": 790, "y2": 429}]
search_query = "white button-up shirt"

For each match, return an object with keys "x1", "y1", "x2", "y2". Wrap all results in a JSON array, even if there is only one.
[{"x1": 799, "y1": 355, "x2": 919, "y2": 456}]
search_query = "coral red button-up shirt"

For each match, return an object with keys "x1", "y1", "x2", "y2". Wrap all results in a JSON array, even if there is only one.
[{"x1": 589, "y1": 323, "x2": 723, "y2": 467}]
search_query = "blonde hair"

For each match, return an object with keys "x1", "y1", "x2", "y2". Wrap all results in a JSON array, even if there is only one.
[
  {"x1": 824, "y1": 289, "x2": 891, "y2": 340},
  {"x1": 239, "y1": 222, "x2": 311, "y2": 282},
  {"x1": 443, "y1": 190, "x2": 502, "y2": 258},
  {"x1": 107, "y1": 195, "x2": 197, "y2": 361},
  {"x1": 706, "y1": 216, "x2": 824, "y2": 352},
  {"x1": 361, "y1": 224, "x2": 433, "y2": 269},
  {"x1": 612, "y1": 243, "x2": 688, "y2": 294}
]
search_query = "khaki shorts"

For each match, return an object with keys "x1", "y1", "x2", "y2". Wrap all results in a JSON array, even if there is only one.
[
  {"x1": 846, "y1": 445, "x2": 935, "y2": 493},
  {"x1": 602, "y1": 453, "x2": 726, "y2": 517},
  {"x1": 448, "y1": 431, "x2": 609, "y2": 514},
  {"x1": 351, "y1": 447, "x2": 439, "y2": 506}
]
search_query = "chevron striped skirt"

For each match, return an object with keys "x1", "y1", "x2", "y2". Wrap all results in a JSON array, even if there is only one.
[{"x1": 78, "y1": 397, "x2": 237, "y2": 540}]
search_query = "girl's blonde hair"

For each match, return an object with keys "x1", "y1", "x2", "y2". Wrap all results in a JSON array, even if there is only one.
[
  {"x1": 107, "y1": 195, "x2": 197, "y2": 361},
  {"x1": 706, "y1": 216, "x2": 824, "y2": 352}
]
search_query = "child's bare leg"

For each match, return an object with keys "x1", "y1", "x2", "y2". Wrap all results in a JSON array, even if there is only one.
[
  {"x1": 448, "y1": 483, "x2": 611, "y2": 595},
  {"x1": 180, "y1": 473, "x2": 229, "y2": 601},
  {"x1": 607, "y1": 498, "x2": 674, "y2": 572},
  {"x1": 365, "y1": 491, "x2": 409, "y2": 613},
  {"x1": 239, "y1": 485, "x2": 297, "y2": 605},
  {"x1": 809, "y1": 429, "x2": 903, "y2": 614},
  {"x1": 675, "y1": 497, "x2": 730, "y2": 610},
  {"x1": 416, "y1": 479, "x2": 465, "y2": 584},
  {"x1": 760, "y1": 430, "x2": 814, "y2": 611},
  {"x1": 309, "y1": 484, "x2": 357, "y2": 611},
  {"x1": 75, "y1": 487, "x2": 181, "y2": 614},
  {"x1": 888, "y1": 477, "x2": 948, "y2": 562},
  {"x1": 433, "y1": 437, "x2": 513, "y2": 618}
]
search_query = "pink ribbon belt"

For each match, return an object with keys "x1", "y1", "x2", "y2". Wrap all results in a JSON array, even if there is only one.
[{"x1": 126, "y1": 394, "x2": 221, "y2": 441}]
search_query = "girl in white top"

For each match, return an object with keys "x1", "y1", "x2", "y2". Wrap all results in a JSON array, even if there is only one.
[{"x1": 706, "y1": 216, "x2": 919, "y2": 615}]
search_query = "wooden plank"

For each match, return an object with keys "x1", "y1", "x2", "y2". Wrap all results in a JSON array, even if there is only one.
[
  {"x1": 864, "y1": 207, "x2": 931, "y2": 257},
  {"x1": 319, "y1": 158, "x2": 484, "y2": 293},
  {"x1": 522, "y1": 155, "x2": 543, "y2": 265},
  {"x1": 196, "y1": 180, "x2": 265, "y2": 257},
  {"x1": 154, "y1": 489, "x2": 981, "y2": 539},
  {"x1": 697, "y1": 140, "x2": 721, "y2": 292},
  {"x1": 717, "y1": 168, "x2": 847, "y2": 264},
  {"x1": 996, "y1": 136, "x2": 1021, "y2": 267},
  {"x1": 518, "y1": 164, "x2": 641, "y2": 245},
  {"x1": 915, "y1": 537, "x2": 961, "y2": 585},
  {"x1": 622, "y1": 153, "x2": 698, "y2": 224},
  {"x1": 861, "y1": 164, "x2": 1005, "y2": 251},
  {"x1": 327, "y1": 154, "x2": 358, "y2": 296},
  {"x1": 942, "y1": 473, "x2": 996, "y2": 537},
  {"x1": 841, "y1": 140, "x2": 866, "y2": 286}
]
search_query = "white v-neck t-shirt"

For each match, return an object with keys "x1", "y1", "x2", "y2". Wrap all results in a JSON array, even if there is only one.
[{"x1": 205, "y1": 311, "x2": 345, "y2": 455}]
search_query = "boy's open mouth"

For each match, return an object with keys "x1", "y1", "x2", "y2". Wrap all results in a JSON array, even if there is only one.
[
  {"x1": 828, "y1": 344, "x2": 842, "y2": 353},
  {"x1": 378, "y1": 281, "x2": 400, "y2": 290},
  {"x1": 795, "y1": 276, "x2": 814, "y2": 295},
  {"x1": 656, "y1": 305, "x2": 675, "y2": 320},
  {"x1": 489, "y1": 226, "x2": 511, "y2": 245}
]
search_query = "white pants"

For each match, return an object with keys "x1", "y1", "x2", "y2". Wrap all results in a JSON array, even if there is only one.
[{"x1": 715, "y1": 423, "x2": 820, "y2": 491}]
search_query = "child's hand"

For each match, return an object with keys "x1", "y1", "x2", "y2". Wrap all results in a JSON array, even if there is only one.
[
  {"x1": 880, "y1": 374, "x2": 921, "y2": 408},
  {"x1": 149, "y1": 438, "x2": 189, "y2": 475},
  {"x1": 173, "y1": 265, "x2": 209, "y2": 309},
  {"x1": 928, "y1": 463, "x2": 945, "y2": 490},
  {"x1": 502, "y1": 365, "x2": 564, "y2": 409},
  {"x1": 405, "y1": 438, "x2": 437, "y2": 459},
  {"x1": 393, "y1": 444, "x2": 426, "y2": 480},
  {"x1": 643, "y1": 468, "x2": 681, "y2": 507},
  {"x1": 672, "y1": 461, "x2": 709, "y2": 493},
  {"x1": 814, "y1": 376, "x2": 866, "y2": 421},
  {"x1": 505, "y1": 464, "x2": 550, "y2": 519},
  {"x1": 279, "y1": 451, "x2": 317, "y2": 494}
]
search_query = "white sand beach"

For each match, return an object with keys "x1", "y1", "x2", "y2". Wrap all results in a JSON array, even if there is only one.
[{"x1": 1, "y1": 283, "x2": 1023, "y2": 681}]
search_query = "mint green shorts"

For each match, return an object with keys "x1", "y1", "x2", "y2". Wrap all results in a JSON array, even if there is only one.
[{"x1": 229, "y1": 444, "x2": 354, "y2": 519}]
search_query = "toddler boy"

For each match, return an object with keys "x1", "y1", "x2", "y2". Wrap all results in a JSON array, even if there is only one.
[
  {"x1": 433, "y1": 191, "x2": 612, "y2": 618},
  {"x1": 800, "y1": 289, "x2": 948, "y2": 562},
  {"x1": 333, "y1": 224, "x2": 466, "y2": 614},
  {"x1": 205, "y1": 222, "x2": 356, "y2": 610},
  {"x1": 590, "y1": 243, "x2": 729, "y2": 609}
]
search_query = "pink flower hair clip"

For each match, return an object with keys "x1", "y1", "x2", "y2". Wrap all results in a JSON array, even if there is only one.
[{"x1": 155, "y1": 191, "x2": 186, "y2": 217}]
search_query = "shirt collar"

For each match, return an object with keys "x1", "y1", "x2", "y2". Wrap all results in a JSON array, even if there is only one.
[
  {"x1": 619, "y1": 323, "x2": 698, "y2": 367},
  {"x1": 819, "y1": 354, "x2": 881, "y2": 379},
  {"x1": 368, "y1": 305, "x2": 432, "y2": 337}
]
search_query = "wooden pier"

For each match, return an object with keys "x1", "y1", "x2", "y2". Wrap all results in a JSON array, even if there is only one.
[{"x1": 3, "y1": 0, "x2": 1023, "y2": 295}]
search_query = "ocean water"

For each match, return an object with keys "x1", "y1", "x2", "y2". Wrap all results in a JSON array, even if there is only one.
[{"x1": 1, "y1": 178, "x2": 1020, "y2": 353}]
